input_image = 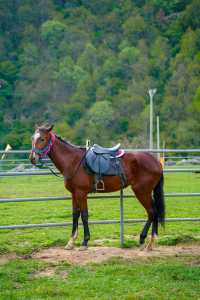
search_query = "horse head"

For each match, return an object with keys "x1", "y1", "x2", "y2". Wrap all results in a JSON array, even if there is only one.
[{"x1": 29, "y1": 124, "x2": 54, "y2": 165}]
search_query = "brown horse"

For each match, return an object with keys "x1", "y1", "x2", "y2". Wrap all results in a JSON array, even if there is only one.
[{"x1": 30, "y1": 125, "x2": 165, "y2": 250}]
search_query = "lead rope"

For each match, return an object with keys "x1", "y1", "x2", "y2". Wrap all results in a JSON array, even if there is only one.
[
  {"x1": 35, "y1": 159, "x2": 63, "y2": 179},
  {"x1": 36, "y1": 148, "x2": 90, "y2": 181}
]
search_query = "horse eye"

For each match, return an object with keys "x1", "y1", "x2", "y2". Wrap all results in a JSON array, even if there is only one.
[{"x1": 40, "y1": 138, "x2": 45, "y2": 142}]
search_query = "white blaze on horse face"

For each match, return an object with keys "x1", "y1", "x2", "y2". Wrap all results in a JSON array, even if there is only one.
[
  {"x1": 31, "y1": 132, "x2": 41, "y2": 160},
  {"x1": 31, "y1": 151, "x2": 39, "y2": 160},
  {"x1": 33, "y1": 132, "x2": 40, "y2": 147}
]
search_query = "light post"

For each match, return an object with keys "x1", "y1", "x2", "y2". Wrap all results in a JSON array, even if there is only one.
[
  {"x1": 156, "y1": 115, "x2": 160, "y2": 159},
  {"x1": 148, "y1": 88, "x2": 157, "y2": 150}
]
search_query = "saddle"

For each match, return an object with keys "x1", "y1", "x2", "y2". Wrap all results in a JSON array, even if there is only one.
[
  {"x1": 85, "y1": 143, "x2": 126, "y2": 191},
  {"x1": 92, "y1": 143, "x2": 121, "y2": 155}
]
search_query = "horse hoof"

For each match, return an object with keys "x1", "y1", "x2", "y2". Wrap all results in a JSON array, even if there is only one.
[
  {"x1": 64, "y1": 243, "x2": 74, "y2": 250},
  {"x1": 139, "y1": 244, "x2": 146, "y2": 251},
  {"x1": 79, "y1": 245, "x2": 88, "y2": 251},
  {"x1": 146, "y1": 236, "x2": 157, "y2": 251},
  {"x1": 146, "y1": 246, "x2": 153, "y2": 251},
  {"x1": 145, "y1": 243, "x2": 153, "y2": 251}
]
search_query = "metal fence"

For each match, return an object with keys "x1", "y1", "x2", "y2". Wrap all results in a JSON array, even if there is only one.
[{"x1": 0, "y1": 149, "x2": 200, "y2": 246}]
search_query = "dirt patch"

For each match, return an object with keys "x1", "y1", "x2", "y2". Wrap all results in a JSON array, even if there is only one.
[
  {"x1": 34, "y1": 268, "x2": 56, "y2": 278},
  {"x1": 1, "y1": 245, "x2": 200, "y2": 268},
  {"x1": 32, "y1": 244, "x2": 200, "y2": 266},
  {"x1": 0, "y1": 253, "x2": 17, "y2": 266},
  {"x1": 33, "y1": 267, "x2": 69, "y2": 279}
]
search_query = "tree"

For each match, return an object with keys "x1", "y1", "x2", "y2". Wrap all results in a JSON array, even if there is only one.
[
  {"x1": 55, "y1": 56, "x2": 88, "y2": 88},
  {"x1": 41, "y1": 19, "x2": 67, "y2": 56},
  {"x1": 77, "y1": 43, "x2": 99, "y2": 73},
  {"x1": 85, "y1": 101, "x2": 115, "y2": 144},
  {"x1": 193, "y1": 86, "x2": 200, "y2": 113},
  {"x1": 122, "y1": 15, "x2": 147, "y2": 44},
  {"x1": 0, "y1": 0, "x2": 199, "y2": 149},
  {"x1": 119, "y1": 46, "x2": 140, "y2": 65}
]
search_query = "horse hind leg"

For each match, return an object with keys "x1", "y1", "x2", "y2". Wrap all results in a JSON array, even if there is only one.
[
  {"x1": 145, "y1": 197, "x2": 160, "y2": 251},
  {"x1": 133, "y1": 188, "x2": 156, "y2": 250},
  {"x1": 146, "y1": 174, "x2": 165, "y2": 250},
  {"x1": 145, "y1": 214, "x2": 158, "y2": 251},
  {"x1": 139, "y1": 218, "x2": 152, "y2": 250}
]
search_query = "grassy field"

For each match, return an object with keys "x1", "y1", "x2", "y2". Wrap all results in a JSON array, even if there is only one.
[
  {"x1": 0, "y1": 171, "x2": 200, "y2": 299},
  {"x1": 0, "y1": 171, "x2": 200, "y2": 253},
  {"x1": 1, "y1": 256, "x2": 200, "y2": 300}
]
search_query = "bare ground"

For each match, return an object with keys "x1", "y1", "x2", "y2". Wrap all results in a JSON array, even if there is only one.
[
  {"x1": 32, "y1": 244, "x2": 200, "y2": 266},
  {"x1": 0, "y1": 253, "x2": 17, "y2": 265},
  {"x1": 1, "y1": 245, "x2": 200, "y2": 268},
  {"x1": 1, "y1": 244, "x2": 200, "y2": 278}
]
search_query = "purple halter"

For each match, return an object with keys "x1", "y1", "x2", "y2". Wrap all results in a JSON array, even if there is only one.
[{"x1": 32, "y1": 132, "x2": 56, "y2": 158}]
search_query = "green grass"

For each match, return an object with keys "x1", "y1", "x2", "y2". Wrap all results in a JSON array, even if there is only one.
[
  {"x1": 0, "y1": 172, "x2": 200, "y2": 299},
  {"x1": 0, "y1": 172, "x2": 200, "y2": 254},
  {"x1": 0, "y1": 256, "x2": 200, "y2": 300}
]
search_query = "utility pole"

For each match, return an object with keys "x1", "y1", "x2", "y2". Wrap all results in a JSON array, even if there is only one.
[
  {"x1": 156, "y1": 115, "x2": 160, "y2": 159},
  {"x1": 148, "y1": 88, "x2": 157, "y2": 150}
]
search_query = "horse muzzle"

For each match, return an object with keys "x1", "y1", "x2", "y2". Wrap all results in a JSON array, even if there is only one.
[{"x1": 29, "y1": 151, "x2": 39, "y2": 165}]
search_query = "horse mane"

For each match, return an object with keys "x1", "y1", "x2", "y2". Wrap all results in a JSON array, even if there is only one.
[
  {"x1": 55, "y1": 135, "x2": 86, "y2": 150},
  {"x1": 36, "y1": 125, "x2": 86, "y2": 151}
]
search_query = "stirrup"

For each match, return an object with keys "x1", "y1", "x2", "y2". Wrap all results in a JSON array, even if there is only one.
[{"x1": 95, "y1": 180, "x2": 105, "y2": 191}]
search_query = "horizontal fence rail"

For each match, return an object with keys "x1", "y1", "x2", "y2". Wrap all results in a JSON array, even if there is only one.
[
  {"x1": 1, "y1": 148, "x2": 200, "y2": 154},
  {"x1": 0, "y1": 148, "x2": 200, "y2": 246},
  {"x1": 1, "y1": 218, "x2": 200, "y2": 230},
  {"x1": 0, "y1": 169, "x2": 200, "y2": 177},
  {"x1": 1, "y1": 193, "x2": 200, "y2": 204}
]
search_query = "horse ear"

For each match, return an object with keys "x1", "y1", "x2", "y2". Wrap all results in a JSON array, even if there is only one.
[{"x1": 47, "y1": 124, "x2": 54, "y2": 132}]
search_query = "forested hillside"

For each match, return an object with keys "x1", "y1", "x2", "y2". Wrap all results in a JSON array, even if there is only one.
[{"x1": 0, "y1": 0, "x2": 200, "y2": 149}]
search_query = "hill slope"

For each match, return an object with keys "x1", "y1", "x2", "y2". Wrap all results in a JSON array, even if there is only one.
[{"x1": 0, "y1": 0, "x2": 199, "y2": 148}]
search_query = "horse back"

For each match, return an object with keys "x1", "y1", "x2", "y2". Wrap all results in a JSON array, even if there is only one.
[{"x1": 122, "y1": 151, "x2": 163, "y2": 184}]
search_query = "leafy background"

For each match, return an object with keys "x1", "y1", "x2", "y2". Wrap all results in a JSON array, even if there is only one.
[{"x1": 0, "y1": 0, "x2": 200, "y2": 149}]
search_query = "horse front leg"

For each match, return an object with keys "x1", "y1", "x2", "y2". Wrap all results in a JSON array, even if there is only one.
[
  {"x1": 77, "y1": 191, "x2": 90, "y2": 250},
  {"x1": 80, "y1": 208, "x2": 90, "y2": 251},
  {"x1": 65, "y1": 194, "x2": 80, "y2": 250},
  {"x1": 65, "y1": 191, "x2": 90, "y2": 251}
]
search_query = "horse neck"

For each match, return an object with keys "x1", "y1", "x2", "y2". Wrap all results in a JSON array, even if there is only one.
[{"x1": 48, "y1": 138, "x2": 82, "y2": 176}]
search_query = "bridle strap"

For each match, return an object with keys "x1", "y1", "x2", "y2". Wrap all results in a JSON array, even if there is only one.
[
  {"x1": 32, "y1": 133, "x2": 90, "y2": 181},
  {"x1": 32, "y1": 132, "x2": 56, "y2": 158},
  {"x1": 38, "y1": 146, "x2": 90, "y2": 181}
]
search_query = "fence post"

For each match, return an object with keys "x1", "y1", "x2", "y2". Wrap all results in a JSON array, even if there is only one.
[{"x1": 120, "y1": 188, "x2": 124, "y2": 247}]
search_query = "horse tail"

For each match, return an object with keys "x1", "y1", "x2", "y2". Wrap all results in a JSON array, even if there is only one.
[{"x1": 153, "y1": 173, "x2": 165, "y2": 227}]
